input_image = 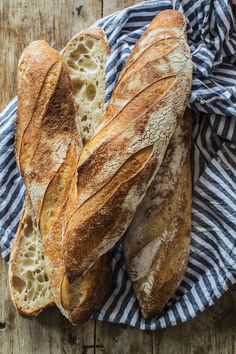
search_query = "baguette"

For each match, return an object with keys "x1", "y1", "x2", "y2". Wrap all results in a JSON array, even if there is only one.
[
  {"x1": 10, "y1": 40, "x2": 81, "y2": 322},
  {"x1": 124, "y1": 109, "x2": 192, "y2": 318},
  {"x1": 9, "y1": 41, "x2": 61, "y2": 316},
  {"x1": 63, "y1": 10, "x2": 193, "y2": 280},
  {"x1": 60, "y1": 28, "x2": 111, "y2": 323},
  {"x1": 10, "y1": 30, "x2": 111, "y2": 323}
]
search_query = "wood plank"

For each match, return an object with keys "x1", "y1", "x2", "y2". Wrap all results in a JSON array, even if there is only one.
[
  {"x1": 1, "y1": 0, "x2": 236, "y2": 353},
  {"x1": 95, "y1": 321, "x2": 153, "y2": 354},
  {"x1": 0, "y1": 1, "x2": 102, "y2": 353},
  {"x1": 103, "y1": 0, "x2": 138, "y2": 16},
  {"x1": 152, "y1": 284, "x2": 236, "y2": 354}
]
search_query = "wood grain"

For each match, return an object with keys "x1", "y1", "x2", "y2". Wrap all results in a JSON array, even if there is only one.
[
  {"x1": 96, "y1": 321, "x2": 153, "y2": 354},
  {"x1": 0, "y1": 0, "x2": 236, "y2": 353},
  {"x1": 103, "y1": 0, "x2": 138, "y2": 16}
]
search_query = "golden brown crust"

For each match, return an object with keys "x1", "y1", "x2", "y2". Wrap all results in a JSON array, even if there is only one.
[
  {"x1": 70, "y1": 255, "x2": 111, "y2": 324},
  {"x1": 16, "y1": 41, "x2": 61, "y2": 176},
  {"x1": 65, "y1": 146, "x2": 156, "y2": 279},
  {"x1": 61, "y1": 254, "x2": 112, "y2": 325},
  {"x1": 25, "y1": 61, "x2": 81, "y2": 220},
  {"x1": 139, "y1": 161, "x2": 191, "y2": 318},
  {"x1": 98, "y1": 10, "x2": 186, "y2": 130},
  {"x1": 44, "y1": 171, "x2": 111, "y2": 324},
  {"x1": 124, "y1": 110, "x2": 192, "y2": 319},
  {"x1": 149, "y1": 9, "x2": 186, "y2": 30},
  {"x1": 63, "y1": 10, "x2": 192, "y2": 280}
]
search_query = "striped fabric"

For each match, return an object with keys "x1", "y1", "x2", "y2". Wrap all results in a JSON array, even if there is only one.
[{"x1": 1, "y1": 0, "x2": 236, "y2": 330}]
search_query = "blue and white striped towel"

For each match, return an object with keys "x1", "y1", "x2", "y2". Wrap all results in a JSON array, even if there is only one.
[{"x1": 1, "y1": 0, "x2": 236, "y2": 330}]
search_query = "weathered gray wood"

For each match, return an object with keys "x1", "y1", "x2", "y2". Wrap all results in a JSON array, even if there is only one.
[
  {"x1": 95, "y1": 321, "x2": 153, "y2": 354},
  {"x1": 103, "y1": 0, "x2": 138, "y2": 16},
  {"x1": 1, "y1": 0, "x2": 236, "y2": 353}
]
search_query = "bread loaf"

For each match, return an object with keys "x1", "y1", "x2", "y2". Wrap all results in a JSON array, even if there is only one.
[
  {"x1": 9, "y1": 40, "x2": 61, "y2": 316},
  {"x1": 124, "y1": 109, "x2": 192, "y2": 319},
  {"x1": 10, "y1": 40, "x2": 80, "y2": 321},
  {"x1": 63, "y1": 10, "x2": 193, "y2": 280},
  {"x1": 60, "y1": 28, "x2": 111, "y2": 323},
  {"x1": 10, "y1": 30, "x2": 111, "y2": 324}
]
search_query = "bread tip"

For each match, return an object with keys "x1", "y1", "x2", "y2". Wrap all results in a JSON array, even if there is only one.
[
  {"x1": 25, "y1": 39, "x2": 50, "y2": 52},
  {"x1": 150, "y1": 9, "x2": 186, "y2": 31}
]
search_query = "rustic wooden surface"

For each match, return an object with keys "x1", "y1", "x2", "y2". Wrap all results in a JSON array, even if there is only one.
[{"x1": 0, "y1": 1, "x2": 236, "y2": 353}]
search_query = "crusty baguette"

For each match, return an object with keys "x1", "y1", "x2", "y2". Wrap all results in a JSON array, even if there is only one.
[
  {"x1": 124, "y1": 109, "x2": 192, "y2": 319},
  {"x1": 10, "y1": 40, "x2": 80, "y2": 321},
  {"x1": 63, "y1": 10, "x2": 193, "y2": 280},
  {"x1": 10, "y1": 32, "x2": 111, "y2": 324},
  {"x1": 15, "y1": 42, "x2": 61, "y2": 178},
  {"x1": 59, "y1": 29, "x2": 111, "y2": 323},
  {"x1": 9, "y1": 40, "x2": 58, "y2": 316}
]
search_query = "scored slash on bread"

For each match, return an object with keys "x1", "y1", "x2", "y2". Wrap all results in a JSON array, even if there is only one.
[
  {"x1": 63, "y1": 10, "x2": 193, "y2": 281},
  {"x1": 9, "y1": 29, "x2": 111, "y2": 323},
  {"x1": 124, "y1": 109, "x2": 192, "y2": 319}
]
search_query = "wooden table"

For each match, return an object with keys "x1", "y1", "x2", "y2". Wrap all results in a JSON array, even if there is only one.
[{"x1": 0, "y1": 1, "x2": 236, "y2": 353}]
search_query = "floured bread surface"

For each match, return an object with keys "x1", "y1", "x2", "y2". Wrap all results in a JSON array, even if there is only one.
[
  {"x1": 62, "y1": 28, "x2": 109, "y2": 144},
  {"x1": 124, "y1": 110, "x2": 192, "y2": 319},
  {"x1": 9, "y1": 198, "x2": 53, "y2": 317}
]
